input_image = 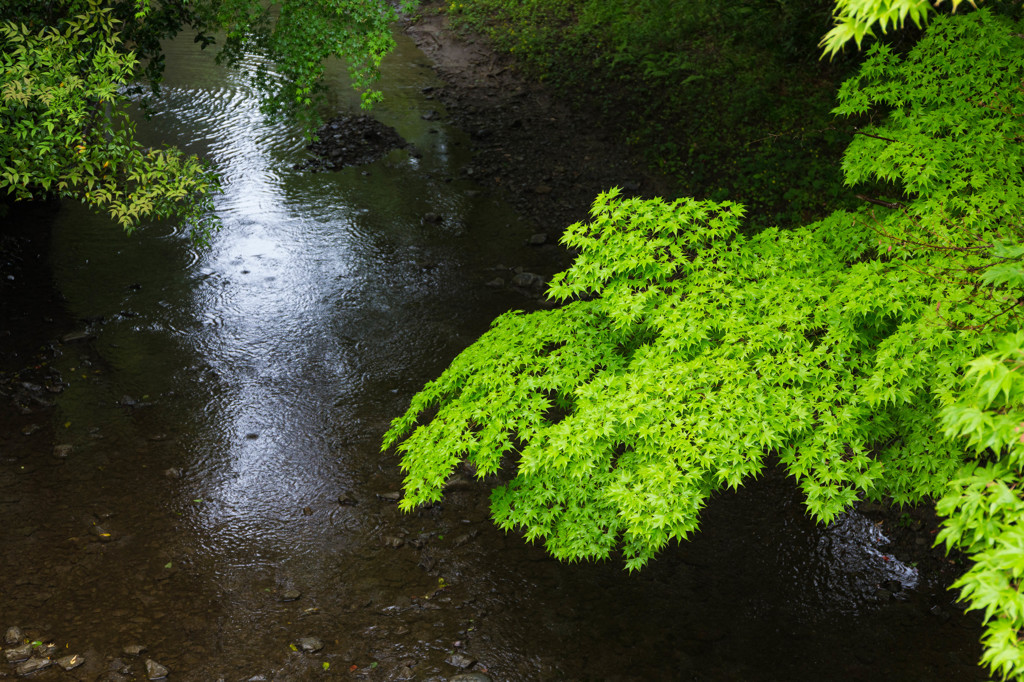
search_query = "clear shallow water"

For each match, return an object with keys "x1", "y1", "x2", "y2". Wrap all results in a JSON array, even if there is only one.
[{"x1": 0, "y1": 29, "x2": 984, "y2": 682}]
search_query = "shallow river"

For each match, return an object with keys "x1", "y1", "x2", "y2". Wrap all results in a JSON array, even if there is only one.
[{"x1": 0, "y1": 29, "x2": 985, "y2": 682}]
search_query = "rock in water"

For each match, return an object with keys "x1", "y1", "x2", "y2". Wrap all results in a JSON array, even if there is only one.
[
  {"x1": 3, "y1": 626, "x2": 22, "y2": 645},
  {"x1": 297, "y1": 637, "x2": 324, "y2": 653},
  {"x1": 146, "y1": 658, "x2": 170, "y2": 679},
  {"x1": 56, "y1": 653, "x2": 85, "y2": 670},
  {"x1": 15, "y1": 657, "x2": 52, "y2": 675},
  {"x1": 297, "y1": 115, "x2": 409, "y2": 172},
  {"x1": 5, "y1": 642, "x2": 31, "y2": 662}
]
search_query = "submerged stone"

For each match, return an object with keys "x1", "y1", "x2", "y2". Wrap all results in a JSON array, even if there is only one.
[{"x1": 145, "y1": 658, "x2": 170, "y2": 679}]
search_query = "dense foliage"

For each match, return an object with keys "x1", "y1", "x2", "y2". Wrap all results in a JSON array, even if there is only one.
[
  {"x1": 386, "y1": 10, "x2": 1024, "y2": 678},
  {"x1": 0, "y1": 0, "x2": 408, "y2": 236}
]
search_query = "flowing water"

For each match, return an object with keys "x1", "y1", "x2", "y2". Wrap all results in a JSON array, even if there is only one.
[{"x1": 0, "y1": 30, "x2": 985, "y2": 682}]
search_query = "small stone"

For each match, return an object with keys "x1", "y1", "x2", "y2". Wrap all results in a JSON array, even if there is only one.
[
  {"x1": 397, "y1": 666, "x2": 415, "y2": 679},
  {"x1": 449, "y1": 674, "x2": 492, "y2": 682},
  {"x1": 145, "y1": 658, "x2": 169, "y2": 679},
  {"x1": 163, "y1": 467, "x2": 183, "y2": 480},
  {"x1": 5, "y1": 643, "x2": 31, "y2": 662},
  {"x1": 20, "y1": 424, "x2": 40, "y2": 436},
  {"x1": 421, "y1": 110, "x2": 441, "y2": 121},
  {"x1": 484, "y1": 278, "x2": 504, "y2": 288},
  {"x1": 533, "y1": 185, "x2": 552, "y2": 195},
  {"x1": 61, "y1": 330, "x2": 93, "y2": 343},
  {"x1": 510, "y1": 272, "x2": 544, "y2": 290},
  {"x1": 302, "y1": 506, "x2": 313, "y2": 516},
  {"x1": 528, "y1": 233, "x2": 548, "y2": 246},
  {"x1": 337, "y1": 491, "x2": 358, "y2": 506},
  {"x1": 15, "y1": 657, "x2": 51, "y2": 675},
  {"x1": 377, "y1": 491, "x2": 401, "y2": 502},
  {"x1": 123, "y1": 644, "x2": 147, "y2": 656},
  {"x1": 445, "y1": 653, "x2": 476, "y2": 669},
  {"x1": 421, "y1": 212, "x2": 443, "y2": 225},
  {"x1": 382, "y1": 536, "x2": 405, "y2": 548},
  {"x1": 53, "y1": 444, "x2": 73, "y2": 458},
  {"x1": 281, "y1": 589, "x2": 302, "y2": 602},
  {"x1": 4, "y1": 626, "x2": 22, "y2": 646},
  {"x1": 297, "y1": 637, "x2": 324, "y2": 653},
  {"x1": 56, "y1": 653, "x2": 85, "y2": 671},
  {"x1": 875, "y1": 588, "x2": 892, "y2": 601}
]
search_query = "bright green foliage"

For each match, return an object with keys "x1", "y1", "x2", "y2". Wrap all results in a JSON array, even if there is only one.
[
  {"x1": 821, "y1": 0, "x2": 976, "y2": 57},
  {"x1": 0, "y1": 0, "x2": 219, "y2": 237},
  {"x1": 386, "y1": 11, "x2": 1024, "y2": 676}
]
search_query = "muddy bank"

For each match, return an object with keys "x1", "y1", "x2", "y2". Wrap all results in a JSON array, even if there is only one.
[{"x1": 401, "y1": 3, "x2": 666, "y2": 241}]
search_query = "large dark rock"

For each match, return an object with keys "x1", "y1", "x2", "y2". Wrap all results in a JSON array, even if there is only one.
[{"x1": 297, "y1": 115, "x2": 410, "y2": 172}]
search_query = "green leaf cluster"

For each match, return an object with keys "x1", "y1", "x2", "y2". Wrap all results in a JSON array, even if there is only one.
[
  {"x1": 0, "y1": 0, "x2": 219, "y2": 238},
  {"x1": 386, "y1": 11, "x2": 1024, "y2": 676}
]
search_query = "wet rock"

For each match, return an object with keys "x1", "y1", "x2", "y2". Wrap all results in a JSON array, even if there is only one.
[
  {"x1": 302, "y1": 506, "x2": 313, "y2": 516},
  {"x1": 33, "y1": 643, "x2": 57, "y2": 658},
  {"x1": 422, "y1": 110, "x2": 441, "y2": 121},
  {"x1": 4, "y1": 627, "x2": 22, "y2": 646},
  {"x1": 337, "y1": 491, "x2": 358, "y2": 506},
  {"x1": 163, "y1": 467, "x2": 183, "y2": 480},
  {"x1": 5, "y1": 643, "x2": 31, "y2": 662},
  {"x1": 382, "y1": 536, "x2": 405, "y2": 548},
  {"x1": 377, "y1": 491, "x2": 401, "y2": 502},
  {"x1": 56, "y1": 653, "x2": 85, "y2": 671},
  {"x1": 510, "y1": 272, "x2": 544, "y2": 290},
  {"x1": 145, "y1": 658, "x2": 169, "y2": 679},
  {"x1": 449, "y1": 674, "x2": 492, "y2": 682},
  {"x1": 528, "y1": 233, "x2": 548, "y2": 245},
  {"x1": 61, "y1": 330, "x2": 93, "y2": 343},
  {"x1": 281, "y1": 589, "x2": 302, "y2": 602},
  {"x1": 52, "y1": 443, "x2": 73, "y2": 458},
  {"x1": 397, "y1": 666, "x2": 415, "y2": 679},
  {"x1": 533, "y1": 185, "x2": 552, "y2": 195},
  {"x1": 297, "y1": 115, "x2": 408, "y2": 172},
  {"x1": 123, "y1": 644, "x2": 147, "y2": 656},
  {"x1": 15, "y1": 657, "x2": 51, "y2": 675},
  {"x1": 445, "y1": 653, "x2": 476, "y2": 669},
  {"x1": 421, "y1": 212, "x2": 443, "y2": 225},
  {"x1": 297, "y1": 637, "x2": 324, "y2": 653},
  {"x1": 20, "y1": 424, "x2": 40, "y2": 436},
  {"x1": 484, "y1": 278, "x2": 504, "y2": 288}
]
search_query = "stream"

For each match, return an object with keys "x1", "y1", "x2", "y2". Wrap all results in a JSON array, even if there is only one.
[{"x1": 0, "y1": 28, "x2": 986, "y2": 682}]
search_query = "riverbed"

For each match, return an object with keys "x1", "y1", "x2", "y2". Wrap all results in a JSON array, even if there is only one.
[{"x1": 0, "y1": 22, "x2": 985, "y2": 682}]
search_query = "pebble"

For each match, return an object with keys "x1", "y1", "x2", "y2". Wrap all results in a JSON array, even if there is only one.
[
  {"x1": 281, "y1": 589, "x2": 301, "y2": 602},
  {"x1": 56, "y1": 653, "x2": 85, "y2": 670},
  {"x1": 337, "y1": 491, "x2": 358, "y2": 506},
  {"x1": 377, "y1": 491, "x2": 401, "y2": 502},
  {"x1": 145, "y1": 658, "x2": 170, "y2": 679},
  {"x1": 297, "y1": 637, "x2": 324, "y2": 653},
  {"x1": 123, "y1": 644, "x2": 147, "y2": 656},
  {"x1": 52, "y1": 443, "x2": 74, "y2": 458},
  {"x1": 528, "y1": 233, "x2": 548, "y2": 245},
  {"x1": 382, "y1": 536, "x2": 405, "y2": 548},
  {"x1": 163, "y1": 467, "x2": 183, "y2": 479},
  {"x1": 449, "y1": 674, "x2": 492, "y2": 682},
  {"x1": 445, "y1": 653, "x2": 476, "y2": 669},
  {"x1": 484, "y1": 278, "x2": 504, "y2": 288},
  {"x1": 4, "y1": 626, "x2": 22, "y2": 646}
]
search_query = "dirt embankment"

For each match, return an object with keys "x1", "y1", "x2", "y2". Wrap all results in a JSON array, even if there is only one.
[{"x1": 401, "y1": 3, "x2": 668, "y2": 241}]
